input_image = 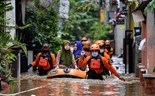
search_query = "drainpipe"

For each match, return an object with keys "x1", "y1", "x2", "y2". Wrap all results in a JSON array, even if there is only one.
[
  {"x1": 28, "y1": 51, "x2": 33, "y2": 75},
  {"x1": 21, "y1": 0, "x2": 26, "y2": 24},
  {"x1": 17, "y1": 50, "x2": 22, "y2": 79},
  {"x1": 125, "y1": 6, "x2": 130, "y2": 74}
]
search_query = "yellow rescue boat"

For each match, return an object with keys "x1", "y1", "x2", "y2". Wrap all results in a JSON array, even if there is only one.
[{"x1": 47, "y1": 68, "x2": 86, "y2": 79}]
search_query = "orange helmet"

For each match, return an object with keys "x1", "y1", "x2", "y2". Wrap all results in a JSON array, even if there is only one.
[
  {"x1": 84, "y1": 41, "x2": 91, "y2": 46},
  {"x1": 105, "y1": 40, "x2": 111, "y2": 45},
  {"x1": 95, "y1": 40, "x2": 103, "y2": 47},
  {"x1": 100, "y1": 40, "x2": 105, "y2": 44},
  {"x1": 90, "y1": 44, "x2": 100, "y2": 51},
  {"x1": 81, "y1": 37, "x2": 88, "y2": 41}
]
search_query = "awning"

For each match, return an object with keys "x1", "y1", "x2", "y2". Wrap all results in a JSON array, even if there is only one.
[
  {"x1": 132, "y1": 0, "x2": 150, "y2": 22},
  {"x1": 132, "y1": 10, "x2": 145, "y2": 22}
]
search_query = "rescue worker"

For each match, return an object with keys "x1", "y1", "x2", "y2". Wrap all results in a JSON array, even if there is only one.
[
  {"x1": 73, "y1": 41, "x2": 82, "y2": 60},
  {"x1": 77, "y1": 40, "x2": 91, "y2": 71},
  {"x1": 81, "y1": 37, "x2": 88, "y2": 47},
  {"x1": 84, "y1": 40, "x2": 91, "y2": 47},
  {"x1": 100, "y1": 40, "x2": 105, "y2": 45},
  {"x1": 95, "y1": 40, "x2": 111, "y2": 76},
  {"x1": 78, "y1": 44, "x2": 125, "y2": 81},
  {"x1": 95, "y1": 40, "x2": 110, "y2": 59},
  {"x1": 55, "y1": 40, "x2": 78, "y2": 69},
  {"x1": 27, "y1": 43, "x2": 56, "y2": 76},
  {"x1": 105, "y1": 40, "x2": 114, "y2": 58},
  {"x1": 82, "y1": 40, "x2": 91, "y2": 57}
]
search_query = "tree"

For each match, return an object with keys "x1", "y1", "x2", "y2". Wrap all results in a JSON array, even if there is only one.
[
  {"x1": 62, "y1": 0, "x2": 113, "y2": 41},
  {"x1": 25, "y1": 0, "x2": 63, "y2": 54},
  {"x1": 89, "y1": 22, "x2": 113, "y2": 43},
  {"x1": 144, "y1": 0, "x2": 155, "y2": 15}
]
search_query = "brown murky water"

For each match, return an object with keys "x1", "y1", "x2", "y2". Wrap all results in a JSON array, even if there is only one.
[{"x1": 0, "y1": 75, "x2": 153, "y2": 96}]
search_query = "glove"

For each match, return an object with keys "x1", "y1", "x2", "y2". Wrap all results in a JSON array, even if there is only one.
[
  {"x1": 27, "y1": 64, "x2": 32, "y2": 70},
  {"x1": 118, "y1": 76, "x2": 125, "y2": 81}
]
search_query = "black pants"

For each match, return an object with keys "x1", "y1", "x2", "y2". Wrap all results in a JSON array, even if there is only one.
[
  {"x1": 38, "y1": 67, "x2": 48, "y2": 76},
  {"x1": 102, "y1": 67, "x2": 110, "y2": 76},
  {"x1": 87, "y1": 70, "x2": 104, "y2": 80}
]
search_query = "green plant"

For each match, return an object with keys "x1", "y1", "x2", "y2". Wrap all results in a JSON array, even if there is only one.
[
  {"x1": 63, "y1": 0, "x2": 98, "y2": 40},
  {"x1": 144, "y1": 0, "x2": 155, "y2": 15},
  {"x1": 0, "y1": 1, "x2": 27, "y2": 83},
  {"x1": 62, "y1": 0, "x2": 113, "y2": 41},
  {"x1": 0, "y1": 33, "x2": 27, "y2": 83},
  {"x1": 0, "y1": 1, "x2": 13, "y2": 31},
  {"x1": 25, "y1": 0, "x2": 63, "y2": 54},
  {"x1": 89, "y1": 22, "x2": 113, "y2": 42}
]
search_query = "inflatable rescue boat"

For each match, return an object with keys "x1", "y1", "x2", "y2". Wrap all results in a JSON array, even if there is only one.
[{"x1": 47, "y1": 68, "x2": 86, "y2": 79}]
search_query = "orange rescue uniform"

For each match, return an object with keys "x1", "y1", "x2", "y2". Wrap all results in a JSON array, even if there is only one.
[
  {"x1": 78, "y1": 56, "x2": 119, "y2": 76},
  {"x1": 105, "y1": 48, "x2": 113, "y2": 57},
  {"x1": 32, "y1": 53, "x2": 56, "y2": 70}
]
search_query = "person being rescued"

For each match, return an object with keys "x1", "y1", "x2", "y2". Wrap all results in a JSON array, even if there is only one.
[
  {"x1": 77, "y1": 40, "x2": 91, "y2": 71},
  {"x1": 78, "y1": 44, "x2": 125, "y2": 81},
  {"x1": 73, "y1": 41, "x2": 83, "y2": 60},
  {"x1": 27, "y1": 43, "x2": 56, "y2": 76},
  {"x1": 55, "y1": 40, "x2": 78, "y2": 69}
]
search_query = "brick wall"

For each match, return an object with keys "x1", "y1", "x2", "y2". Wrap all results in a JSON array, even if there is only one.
[{"x1": 146, "y1": 11, "x2": 155, "y2": 73}]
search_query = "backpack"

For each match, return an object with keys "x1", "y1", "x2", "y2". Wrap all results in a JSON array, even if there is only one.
[
  {"x1": 39, "y1": 58, "x2": 48, "y2": 67},
  {"x1": 38, "y1": 53, "x2": 53, "y2": 69},
  {"x1": 87, "y1": 55, "x2": 104, "y2": 70}
]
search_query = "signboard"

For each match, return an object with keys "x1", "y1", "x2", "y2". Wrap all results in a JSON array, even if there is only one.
[{"x1": 134, "y1": 27, "x2": 141, "y2": 36}]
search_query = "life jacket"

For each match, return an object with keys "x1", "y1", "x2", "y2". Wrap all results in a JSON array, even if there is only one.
[
  {"x1": 87, "y1": 55, "x2": 104, "y2": 74},
  {"x1": 39, "y1": 57, "x2": 49, "y2": 67},
  {"x1": 38, "y1": 53, "x2": 53, "y2": 70},
  {"x1": 89, "y1": 59, "x2": 101, "y2": 69}
]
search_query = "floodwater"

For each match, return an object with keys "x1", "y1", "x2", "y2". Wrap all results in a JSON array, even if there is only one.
[
  {"x1": 0, "y1": 75, "x2": 151, "y2": 96},
  {"x1": 1, "y1": 57, "x2": 154, "y2": 96}
]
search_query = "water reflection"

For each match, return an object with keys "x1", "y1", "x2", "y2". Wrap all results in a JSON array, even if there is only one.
[{"x1": 0, "y1": 77, "x2": 153, "y2": 96}]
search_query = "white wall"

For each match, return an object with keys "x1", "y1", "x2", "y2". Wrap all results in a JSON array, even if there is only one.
[{"x1": 114, "y1": 25, "x2": 125, "y2": 56}]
